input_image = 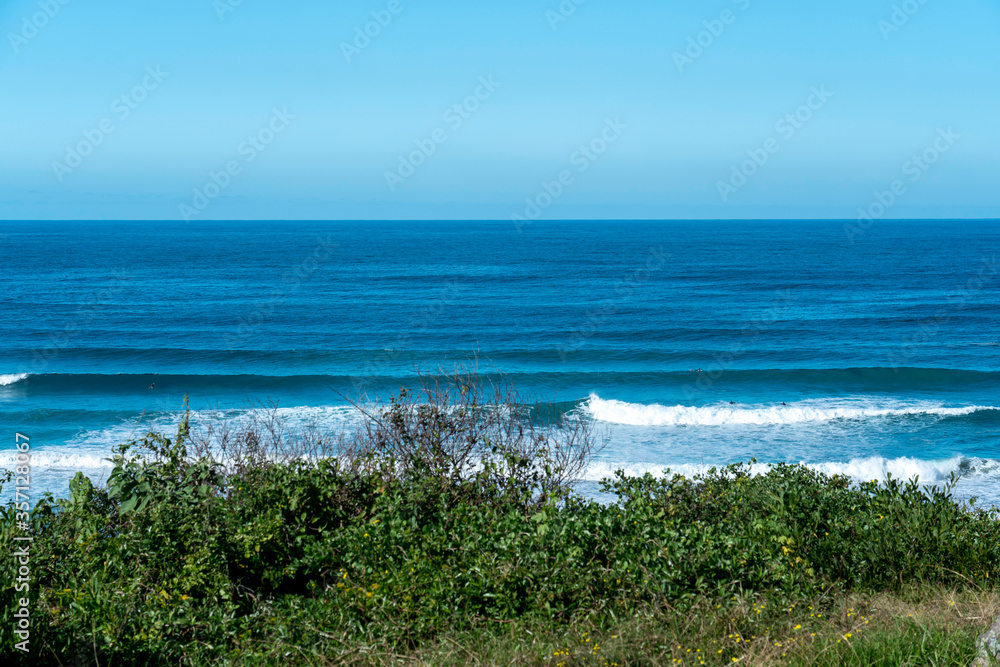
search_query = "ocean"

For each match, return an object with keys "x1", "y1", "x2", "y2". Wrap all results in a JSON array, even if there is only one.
[{"x1": 2, "y1": 220, "x2": 998, "y2": 506}]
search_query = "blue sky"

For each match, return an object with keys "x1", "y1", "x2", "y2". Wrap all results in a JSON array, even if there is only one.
[{"x1": 1, "y1": 0, "x2": 998, "y2": 220}]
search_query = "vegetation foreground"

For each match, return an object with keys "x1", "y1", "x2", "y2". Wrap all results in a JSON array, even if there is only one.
[{"x1": 2, "y1": 371, "x2": 999, "y2": 666}]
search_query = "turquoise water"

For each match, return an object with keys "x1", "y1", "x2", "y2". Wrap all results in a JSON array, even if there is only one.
[{"x1": 2, "y1": 220, "x2": 998, "y2": 504}]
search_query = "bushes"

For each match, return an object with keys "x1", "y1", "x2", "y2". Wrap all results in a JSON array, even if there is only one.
[
  {"x1": 601, "y1": 463, "x2": 1000, "y2": 595},
  {"x1": 1, "y1": 371, "x2": 999, "y2": 665}
]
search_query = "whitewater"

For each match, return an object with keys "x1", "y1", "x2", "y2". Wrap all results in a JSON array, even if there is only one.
[{"x1": 585, "y1": 394, "x2": 998, "y2": 427}]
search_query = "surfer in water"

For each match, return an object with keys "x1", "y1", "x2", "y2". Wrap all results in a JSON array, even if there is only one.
[{"x1": 149, "y1": 383, "x2": 155, "y2": 389}]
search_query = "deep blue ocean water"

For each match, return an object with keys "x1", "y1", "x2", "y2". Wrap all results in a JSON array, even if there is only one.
[{"x1": 2, "y1": 220, "x2": 999, "y2": 505}]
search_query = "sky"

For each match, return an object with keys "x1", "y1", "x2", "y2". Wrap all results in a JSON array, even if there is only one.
[{"x1": 1, "y1": 0, "x2": 998, "y2": 220}]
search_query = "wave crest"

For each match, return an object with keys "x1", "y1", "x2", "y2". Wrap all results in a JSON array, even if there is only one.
[
  {"x1": 0, "y1": 373, "x2": 30, "y2": 387},
  {"x1": 584, "y1": 394, "x2": 997, "y2": 426}
]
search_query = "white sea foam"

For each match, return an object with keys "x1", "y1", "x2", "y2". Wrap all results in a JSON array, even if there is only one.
[
  {"x1": 581, "y1": 460, "x2": 773, "y2": 482},
  {"x1": 582, "y1": 455, "x2": 998, "y2": 488},
  {"x1": 810, "y1": 455, "x2": 966, "y2": 484},
  {"x1": 0, "y1": 373, "x2": 29, "y2": 387},
  {"x1": 0, "y1": 450, "x2": 112, "y2": 471},
  {"x1": 584, "y1": 394, "x2": 996, "y2": 427},
  {"x1": 0, "y1": 405, "x2": 364, "y2": 490}
]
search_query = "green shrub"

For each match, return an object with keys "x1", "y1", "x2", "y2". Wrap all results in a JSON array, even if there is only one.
[{"x1": 1, "y1": 372, "x2": 998, "y2": 665}]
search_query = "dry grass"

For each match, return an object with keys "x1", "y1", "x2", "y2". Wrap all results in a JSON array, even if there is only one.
[
  {"x1": 301, "y1": 587, "x2": 1000, "y2": 667},
  {"x1": 737, "y1": 586, "x2": 1000, "y2": 666}
]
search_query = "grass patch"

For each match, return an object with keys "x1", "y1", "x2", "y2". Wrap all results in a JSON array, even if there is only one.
[
  {"x1": 199, "y1": 586, "x2": 995, "y2": 666},
  {"x1": 294, "y1": 587, "x2": 997, "y2": 666}
]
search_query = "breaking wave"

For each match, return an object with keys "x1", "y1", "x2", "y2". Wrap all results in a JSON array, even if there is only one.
[
  {"x1": 583, "y1": 394, "x2": 998, "y2": 427},
  {"x1": 0, "y1": 373, "x2": 30, "y2": 387}
]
